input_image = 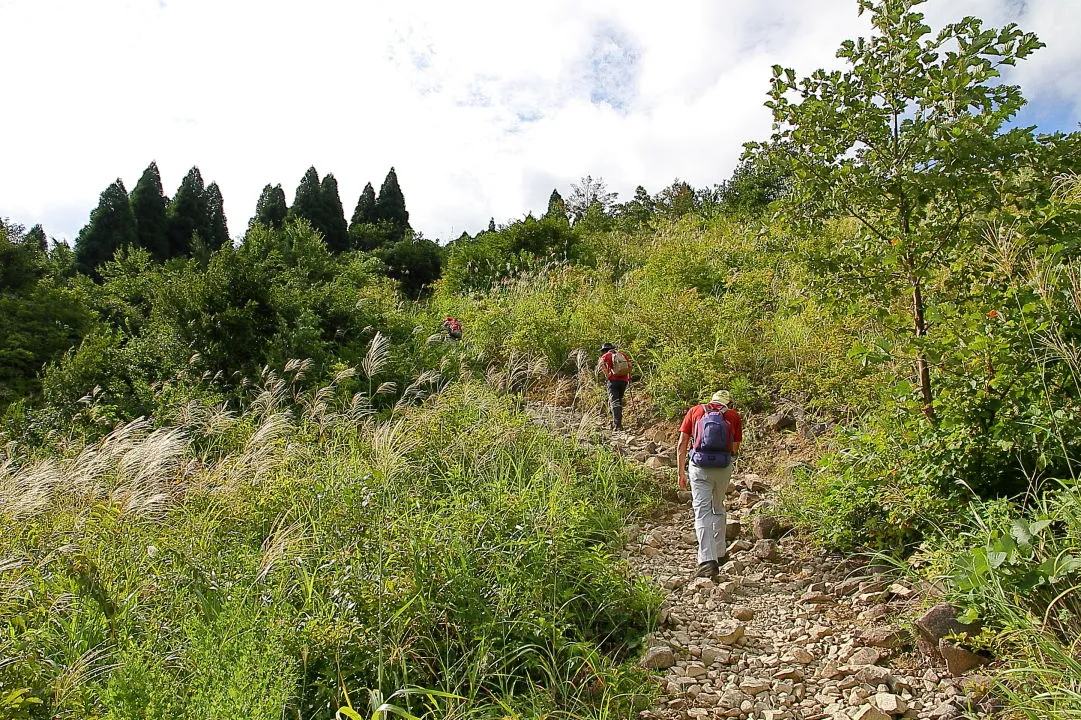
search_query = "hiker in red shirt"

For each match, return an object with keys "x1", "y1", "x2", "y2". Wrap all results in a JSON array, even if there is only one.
[
  {"x1": 441, "y1": 316, "x2": 463, "y2": 341},
  {"x1": 676, "y1": 390, "x2": 743, "y2": 578},
  {"x1": 595, "y1": 342, "x2": 632, "y2": 431}
]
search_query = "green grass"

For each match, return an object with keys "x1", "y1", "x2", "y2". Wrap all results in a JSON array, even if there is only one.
[{"x1": 0, "y1": 381, "x2": 659, "y2": 719}]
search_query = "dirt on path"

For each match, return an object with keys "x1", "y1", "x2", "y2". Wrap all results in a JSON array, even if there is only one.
[{"x1": 526, "y1": 402, "x2": 986, "y2": 720}]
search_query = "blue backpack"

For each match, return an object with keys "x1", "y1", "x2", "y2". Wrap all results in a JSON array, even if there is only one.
[{"x1": 690, "y1": 405, "x2": 732, "y2": 468}]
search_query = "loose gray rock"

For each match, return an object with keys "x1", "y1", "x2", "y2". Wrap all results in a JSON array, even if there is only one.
[
  {"x1": 753, "y1": 514, "x2": 786, "y2": 540},
  {"x1": 872, "y1": 692, "x2": 907, "y2": 715},
  {"x1": 752, "y1": 539, "x2": 780, "y2": 561},
  {"x1": 848, "y1": 647, "x2": 882, "y2": 666},
  {"x1": 739, "y1": 677, "x2": 771, "y2": 695},
  {"x1": 939, "y1": 640, "x2": 990, "y2": 676},
  {"x1": 711, "y1": 621, "x2": 746, "y2": 645},
  {"x1": 783, "y1": 648, "x2": 814, "y2": 665},
  {"x1": 766, "y1": 410, "x2": 797, "y2": 432},
  {"x1": 859, "y1": 625, "x2": 911, "y2": 649},
  {"x1": 731, "y1": 605, "x2": 755, "y2": 621},
  {"x1": 738, "y1": 491, "x2": 761, "y2": 508},
  {"x1": 640, "y1": 646, "x2": 677, "y2": 670},
  {"x1": 854, "y1": 665, "x2": 893, "y2": 686},
  {"x1": 851, "y1": 706, "x2": 891, "y2": 720}
]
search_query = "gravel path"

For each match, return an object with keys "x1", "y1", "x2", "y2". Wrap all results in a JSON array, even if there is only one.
[{"x1": 526, "y1": 403, "x2": 986, "y2": 720}]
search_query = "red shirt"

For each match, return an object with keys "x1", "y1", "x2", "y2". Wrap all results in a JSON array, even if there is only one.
[
  {"x1": 679, "y1": 403, "x2": 742, "y2": 444},
  {"x1": 599, "y1": 350, "x2": 631, "y2": 381}
]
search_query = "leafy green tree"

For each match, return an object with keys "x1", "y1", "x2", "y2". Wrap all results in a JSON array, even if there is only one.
[
  {"x1": 252, "y1": 184, "x2": 288, "y2": 230},
  {"x1": 25, "y1": 224, "x2": 48, "y2": 254},
  {"x1": 1, "y1": 221, "x2": 43, "y2": 291},
  {"x1": 749, "y1": 0, "x2": 1043, "y2": 423},
  {"x1": 319, "y1": 173, "x2": 350, "y2": 252},
  {"x1": 441, "y1": 215, "x2": 583, "y2": 294},
  {"x1": 74, "y1": 179, "x2": 137, "y2": 275},
  {"x1": 166, "y1": 167, "x2": 210, "y2": 258},
  {"x1": 205, "y1": 182, "x2": 230, "y2": 250},
  {"x1": 378, "y1": 232, "x2": 443, "y2": 298},
  {"x1": 350, "y1": 182, "x2": 377, "y2": 229},
  {"x1": 654, "y1": 179, "x2": 697, "y2": 220},
  {"x1": 349, "y1": 222, "x2": 397, "y2": 252},
  {"x1": 615, "y1": 186, "x2": 654, "y2": 230},
  {"x1": 373, "y1": 167, "x2": 410, "y2": 233},
  {"x1": 716, "y1": 157, "x2": 789, "y2": 215},
  {"x1": 0, "y1": 220, "x2": 90, "y2": 407},
  {"x1": 130, "y1": 161, "x2": 170, "y2": 260}
]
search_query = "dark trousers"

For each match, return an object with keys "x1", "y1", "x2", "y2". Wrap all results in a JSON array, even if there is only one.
[{"x1": 606, "y1": 380, "x2": 627, "y2": 429}]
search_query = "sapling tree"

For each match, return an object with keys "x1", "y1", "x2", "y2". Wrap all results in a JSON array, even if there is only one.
[
  {"x1": 748, "y1": 0, "x2": 1043, "y2": 423},
  {"x1": 566, "y1": 175, "x2": 617, "y2": 223}
]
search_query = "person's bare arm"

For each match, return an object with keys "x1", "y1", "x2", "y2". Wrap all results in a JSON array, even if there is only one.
[
  {"x1": 732, "y1": 441, "x2": 741, "y2": 457},
  {"x1": 677, "y1": 431, "x2": 691, "y2": 490}
]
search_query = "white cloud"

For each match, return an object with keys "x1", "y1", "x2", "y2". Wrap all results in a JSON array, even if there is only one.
[{"x1": 0, "y1": 0, "x2": 1076, "y2": 244}]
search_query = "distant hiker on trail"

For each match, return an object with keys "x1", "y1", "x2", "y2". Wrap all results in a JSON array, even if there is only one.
[
  {"x1": 676, "y1": 390, "x2": 743, "y2": 579},
  {"x1": 596, "y1": 343, "x2": 632, "y2": 431},
  {"x1": 442, "y1": 316, "x2": 463, "y2": 341}
]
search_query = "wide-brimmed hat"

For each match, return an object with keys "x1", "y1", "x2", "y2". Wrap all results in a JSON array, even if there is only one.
[
  {"x1": 710, "y1": 390, "x2": 732, "y2": 405},
  {"x1": 600, "y1": 342, "x2": 616, "y2": 352}
]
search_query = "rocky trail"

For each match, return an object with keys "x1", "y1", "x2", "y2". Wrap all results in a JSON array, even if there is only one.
[{"x1": 526, "y1": 403, "x2": 991, "y2": 720}]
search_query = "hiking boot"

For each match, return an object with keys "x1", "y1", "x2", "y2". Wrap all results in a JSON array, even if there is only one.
[{"x1": 695, "y1": 560, "x2": 719, "y2": 579}]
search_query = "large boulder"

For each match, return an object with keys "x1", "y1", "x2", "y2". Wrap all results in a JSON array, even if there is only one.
[{"x1": 916, "y1": 604, "x2": 981, "y2": 660}]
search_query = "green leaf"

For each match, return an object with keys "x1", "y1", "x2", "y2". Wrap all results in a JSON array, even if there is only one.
[
  {"x1": 336, "y1": 708, "x2": 363, "y2": 720},
  {"x1": 1029, "y1": 519, "x2": 1052, "y2": 535},
  {"x1": 1009, "y1": 519, "x2": 1033, "y2": 547}
]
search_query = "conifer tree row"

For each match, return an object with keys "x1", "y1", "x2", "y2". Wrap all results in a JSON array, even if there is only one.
[
  {"x1": 73, "y1": 162, "x2": 231, "y2": 274},
  {"x1": 73, "y1": 162, "x2": 419, "y2": 273}
]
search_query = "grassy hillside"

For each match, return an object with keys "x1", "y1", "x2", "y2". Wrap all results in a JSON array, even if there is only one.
[
  {"x1": 1, "y1": 379, "x2": 657, "y2": 718},
  {"x1": 3, "y1": 1, "x2": 1081, "y2": 715}
]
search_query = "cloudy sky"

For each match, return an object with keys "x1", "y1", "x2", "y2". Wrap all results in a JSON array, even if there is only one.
[{"x1": 2, "y1": 0, "x2": 1078, "y2": 245}]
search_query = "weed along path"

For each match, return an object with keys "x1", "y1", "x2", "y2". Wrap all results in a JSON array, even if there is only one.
[{"x1": 526, "y1": 402, "x2": 982, "y2": 720}]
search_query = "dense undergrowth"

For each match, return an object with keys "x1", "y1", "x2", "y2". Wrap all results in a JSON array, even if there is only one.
[{"x1": 0, "y1": 379, "x2": 658, "y2": 718}]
